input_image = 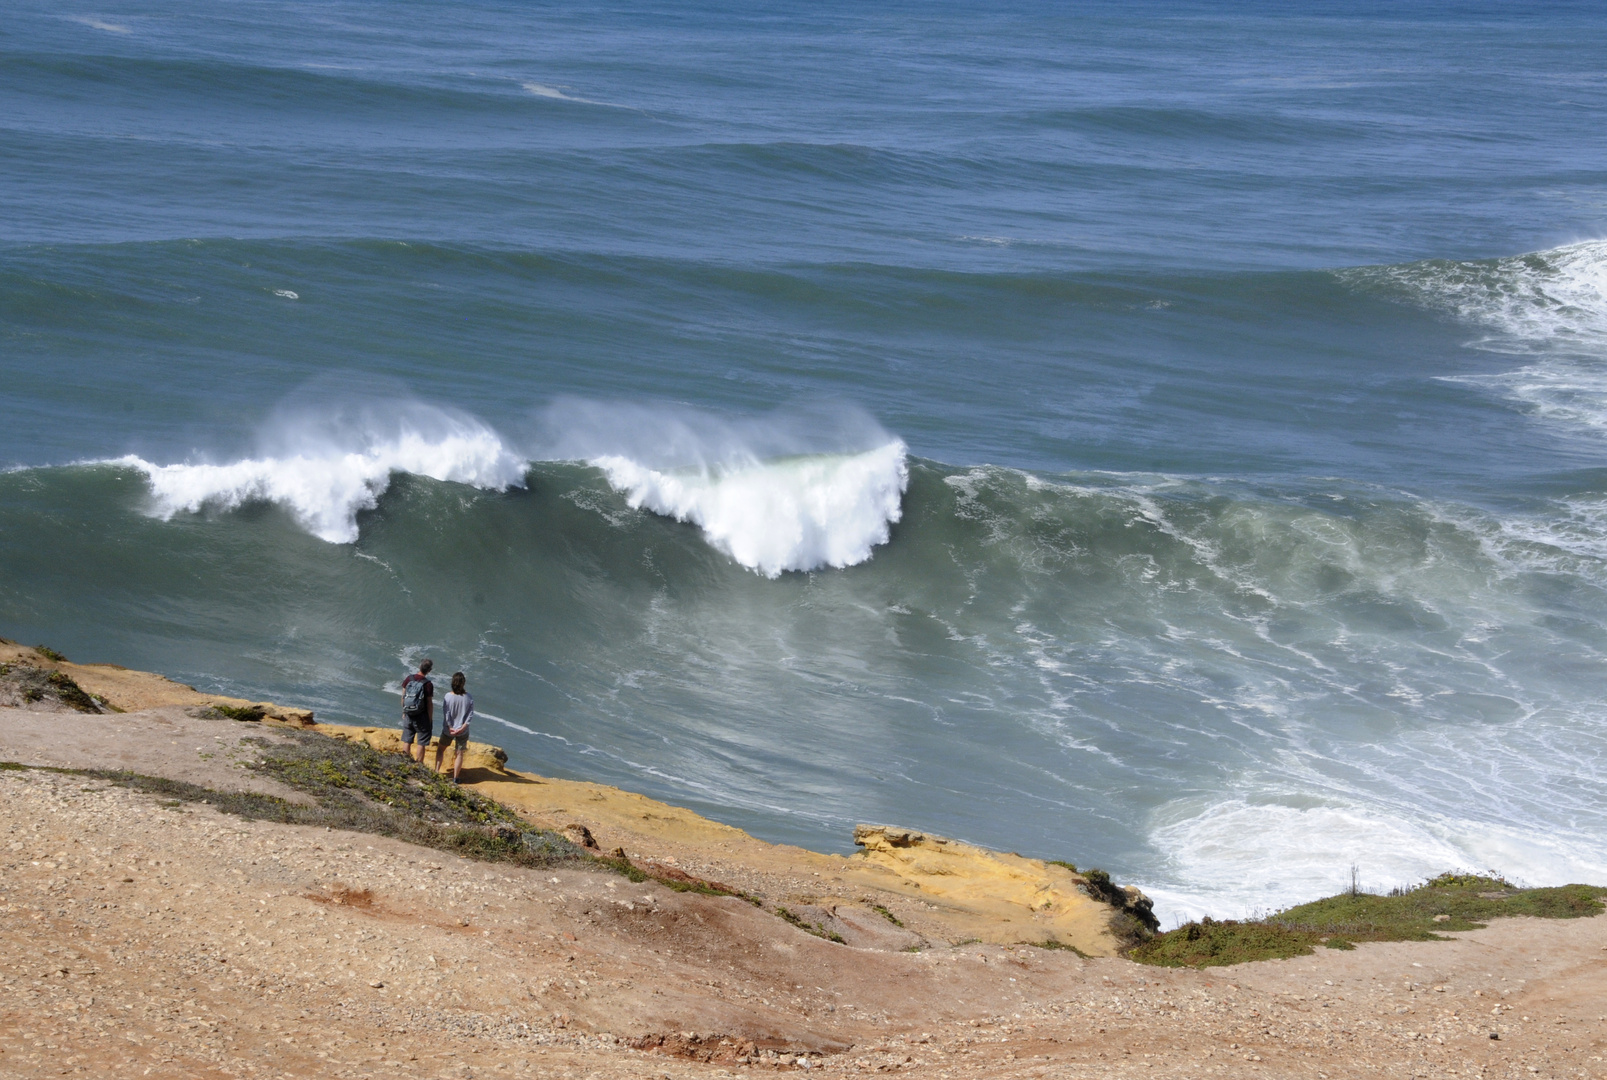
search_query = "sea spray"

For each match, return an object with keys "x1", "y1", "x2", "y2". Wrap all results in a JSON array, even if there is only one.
[
  {"x1": 115, "y1": 403, "x2": 527, "y2": 543},
  {"x1": 593, "y1": 442, "x2": 909, "y2": 577},
  {"x1": 535, "y1": 398, "x2": 910, "y2": 575}
]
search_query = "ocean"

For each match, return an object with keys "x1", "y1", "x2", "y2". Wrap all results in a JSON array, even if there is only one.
[{"x1": 3, "y1": 0, "x2": 1605, "y2": 922}]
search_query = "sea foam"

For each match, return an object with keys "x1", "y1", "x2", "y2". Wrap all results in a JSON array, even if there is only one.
[
  {"x1": 1346, "y1": 241, "x2": 1607, "y2": 446},
  {"x1": 1342, "y1": 239, "x2": 1607, "y2": 352},
  {"x1": 115, "y1": 408, "x2": 526, "y2": 543},
  {"x1": 594, "y1": 442, "x2": 909, "y2": 577},
  {"x1": 1146, "y1": 796, "x2": 1607, "y2": 924}
]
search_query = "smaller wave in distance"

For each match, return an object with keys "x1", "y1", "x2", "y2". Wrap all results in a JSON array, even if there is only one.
[
  {"x1": 67, "y1": 15, "x2": 132, "y2": 34},
  {"x1": 520, "y1": 82, "x2": 627, "y2": 109},
  {"x1": 1340, "y1": 239, "x2": 1607, "y2": 354},
  {"x1": 1343, "y1": 240, "x2": 1607, "y2": 448}
]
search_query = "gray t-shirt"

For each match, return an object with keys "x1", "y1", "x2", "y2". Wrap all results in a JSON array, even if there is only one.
[{"x1": 441, "y1": 691, "x2": 473, "y2": 735}]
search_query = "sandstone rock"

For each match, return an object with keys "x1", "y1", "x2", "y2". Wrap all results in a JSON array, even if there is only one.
[
  {"x1": 851, "y1": 824, "x2": 1147, "y2": 955},
  {"x1": 563, "y1": 823, "x2": 600, "y2": 849}
]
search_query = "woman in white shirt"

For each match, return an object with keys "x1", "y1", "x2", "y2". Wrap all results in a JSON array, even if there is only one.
[{"x1": 434, "y1": 671, "x2": 474, "y2": 783}]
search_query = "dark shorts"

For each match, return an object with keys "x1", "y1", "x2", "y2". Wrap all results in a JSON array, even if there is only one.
[
  {"x1": 401, "y1": 711, "x2": 433, "y2": 746},
  {"x1": 440, "y1": 727, "x2": 469, "y2": 749}
]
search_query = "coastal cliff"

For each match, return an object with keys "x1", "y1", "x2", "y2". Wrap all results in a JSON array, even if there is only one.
[{"x1": 3, "y1": 641, "x2": 1604, "y2": 1080}]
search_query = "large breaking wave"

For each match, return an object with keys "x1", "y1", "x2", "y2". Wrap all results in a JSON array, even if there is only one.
[
  {"x1": 113, "y1": 402, "x2": 528, "y2": 544},
  {"x1": 109, "y1": 397, "x2": 910, "y2": 575}
]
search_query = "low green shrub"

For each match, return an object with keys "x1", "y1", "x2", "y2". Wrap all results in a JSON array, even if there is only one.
[{"x1": 1133, "y1": 874, "x2": 1605, "y2": 968}]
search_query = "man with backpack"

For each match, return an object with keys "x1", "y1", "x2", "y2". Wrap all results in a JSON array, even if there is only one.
[{"x1": 400, "y1": 659, "x2": 435, "y2": 763}]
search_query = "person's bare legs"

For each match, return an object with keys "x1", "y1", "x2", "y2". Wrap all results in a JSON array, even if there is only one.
[
  {"x1": 412, "y1": 739, "x2": 428, "y2": 764},
  {"x1": 452, "y1": 743, "x2": 465, "y2": 782}
]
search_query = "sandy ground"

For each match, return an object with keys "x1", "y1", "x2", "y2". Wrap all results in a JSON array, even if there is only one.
[{"x1": 3, "y1": 705, "x2": 1607, "y2": 1080}]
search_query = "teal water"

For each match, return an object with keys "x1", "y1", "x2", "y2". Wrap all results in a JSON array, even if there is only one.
[{"x1": 3, "y1": 1, "x2": 1606, "y2": 920}]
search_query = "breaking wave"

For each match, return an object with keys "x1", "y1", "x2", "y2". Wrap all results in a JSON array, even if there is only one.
[
  {"x1": 594, "y1": 443, "x2": 909, "y2": 578},
  {"x1": 113, "y1": 403, "x2": 527, "y2": 543},
  {"x1": 1342, "y1": 240, "x2": 1607, "y2": 446},
  {"x1": 537, "y1": 398, "x2": 910, "y2": 576},
  {"x1": 109, "y1": 395, "x2": 910, "y2": 574},
  {"x1": 1339, "y1": 239, "x2": 1607, "y2": 353}
]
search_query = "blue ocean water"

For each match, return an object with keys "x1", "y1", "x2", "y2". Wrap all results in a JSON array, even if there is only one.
[{"x1": 3, "y1": 0, "x2": 1606, "y2": 920}]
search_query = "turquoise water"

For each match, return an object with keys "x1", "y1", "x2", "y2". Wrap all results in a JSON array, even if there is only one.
[{"x1": 3, "y1": 1, "x2": 1606, "y2": 920}]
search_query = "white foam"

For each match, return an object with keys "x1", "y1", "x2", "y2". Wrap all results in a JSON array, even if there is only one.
[
  {"x1": 523, "y1": 82, "x2": 574, "y2": 99},
  {"x1": 1145, "y1": 796, "x2": 1607, "y2": 924},
  {"x1": 1345, "y1": 239, "x2": 1607, "y2": 353},
  {"x1": 594, "y1": 442, "x2": 909, "y2": 577},
  {"x1": 520, "y1": 82, "x2": 622, "y2": 108},
  {"x1": 69, "y1": 15, "x2": 131, "y2": 33},
  {"x1": 114, "y1": 410, "x2": 526, "y2": 544},
  {"x1": 1370, "y1": 241, "x2": 1607, "y2": 447}
]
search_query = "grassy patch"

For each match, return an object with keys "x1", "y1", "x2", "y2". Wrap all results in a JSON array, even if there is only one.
[
  {"x1": 0, "y1": 663, "x2": 102, "y2": 713},
  {"x1": 1026, "y1": 939, "x2": 1093, "y2": 958},
  {"x1": 775, "y1": 906, "x2": 846, "y2": 944},
  {"x1": 1132, "y1": 874, "x2": 1606, "y2": 969},
  {"x1": 210, "y1": 703, "x2": 266, "y2": 722},
  {"x1": 33, "y1": 645, "x2": 66, "y2": 663},
  {"x1": 871, "y1": 904, "x2": 903, "y2": 927},
  {"x1": 4, "y1": 732, "x2": 588, "y2": 871}
]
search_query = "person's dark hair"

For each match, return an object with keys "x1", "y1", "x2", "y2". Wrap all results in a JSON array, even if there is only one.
[
  {"x1": 451, "y1": 672, "x2": 466, "y2": 694},
  {"x1": 419, "y1": 658, "x2": 433, "y2": 674}
]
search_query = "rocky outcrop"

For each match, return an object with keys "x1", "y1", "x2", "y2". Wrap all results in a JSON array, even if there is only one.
[
  {"x1": 851, "y1": 825, "x2": 1154, "y2": 955},
  {"x1": 0, "y1": 643, "x2": 313, "y2": 724}
]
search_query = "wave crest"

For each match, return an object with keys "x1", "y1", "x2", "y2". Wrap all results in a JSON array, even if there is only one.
[
  {"x1": 594, "y1": 442, "x2": 909, "y2": 577},
  {"x1": 1340, "y1": 239, "x2": 1607, "y2": 353},
  {"x1": 116, "y1": 411, "x2": 526, "y2": 543}
]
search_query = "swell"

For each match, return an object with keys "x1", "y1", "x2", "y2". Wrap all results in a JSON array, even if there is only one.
[{"x1": 0, "y1": 51, "x2": 641, "y2": 123}]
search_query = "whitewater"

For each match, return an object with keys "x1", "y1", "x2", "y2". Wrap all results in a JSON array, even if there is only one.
[{"x1": 110, "y1": 400, "x2": 913, "y2": 576}]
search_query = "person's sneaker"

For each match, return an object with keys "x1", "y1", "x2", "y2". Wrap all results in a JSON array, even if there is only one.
[{"x1": 452, "y1": 777, "x2": 461, "y2": 785}]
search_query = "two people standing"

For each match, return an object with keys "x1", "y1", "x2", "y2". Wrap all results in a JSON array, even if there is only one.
[{"x1": 400, "y1": 658, "x2": 475, "y2": 783}]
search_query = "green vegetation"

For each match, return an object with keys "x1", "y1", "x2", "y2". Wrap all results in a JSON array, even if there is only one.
[
  {"x1": 1132, "y1": 874, "x2": 1606, "y2": 968},
  {"x1": 0, "y1": 729, "x2": 772, "y2": 917},
  {"x1": 1026, "y1": 939, "x2": 1092, "y2": 958},
  {"x1": 5, "y1": 732, "x2": 586, "y2": 869},
  {"x1": 872, "y1": 903, "x2": 904, "y2": 927},
  {"x1": 1047, "y1": 859, "x2": 1078, "y2": 873},
  {"x1": 33, "y1": 645, "x2": 66, "y2": 663},
  {"x1": 775, "y1": 905, "x2": 846, "y2": 943},
  {"x1": 0, "y1": 662, "x2": 103, "y2": 713},
  {"x1": 209, "y1": 703, "x2": 267, "y2": 722}
]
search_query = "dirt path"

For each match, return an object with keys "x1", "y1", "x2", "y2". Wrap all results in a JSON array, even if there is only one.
[{"x1": 3, "y1": 710, "x2": 1606, "y2": 1079}]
